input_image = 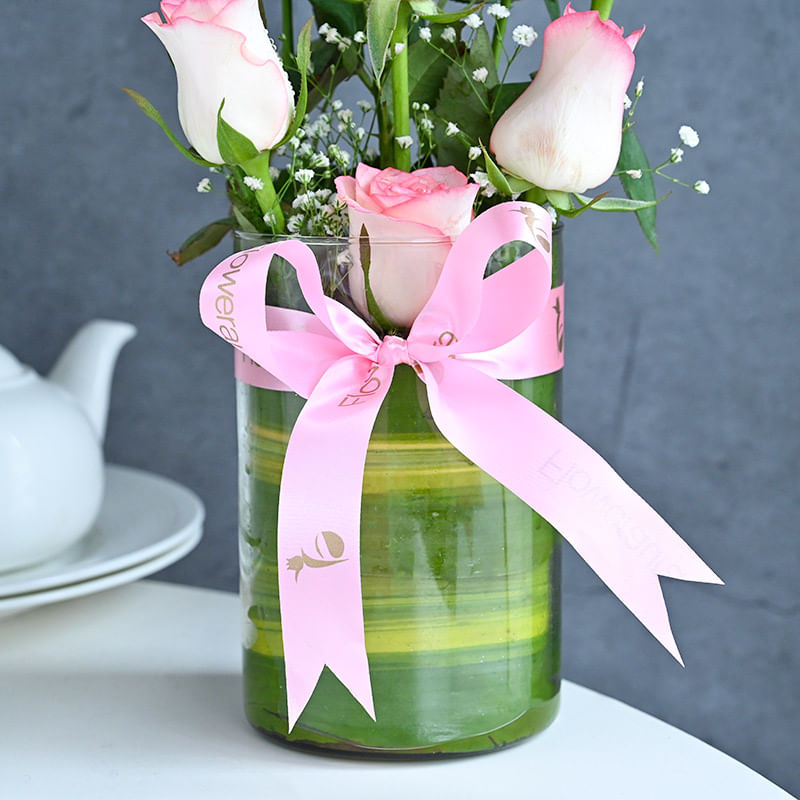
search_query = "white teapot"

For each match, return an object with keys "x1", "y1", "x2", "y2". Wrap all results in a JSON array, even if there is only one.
[{"x1": 0, "y1": 320, "x2": 136, "y2": 572}]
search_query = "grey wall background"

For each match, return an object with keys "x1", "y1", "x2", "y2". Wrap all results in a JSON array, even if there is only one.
[{"x1": 2, "y1": 0, "x2": 798, "y2": 794}]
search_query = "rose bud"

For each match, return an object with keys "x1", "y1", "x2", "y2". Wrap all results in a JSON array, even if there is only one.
[
  {"x1": 490, "y1": 3, "x2": 644, "y2": 194},
  {"x1": 335, "y1": 165, "x2": 479, "y2": 329},
  {"x1": 142, "y1": 0, "x2": 294, "y2": 164}
]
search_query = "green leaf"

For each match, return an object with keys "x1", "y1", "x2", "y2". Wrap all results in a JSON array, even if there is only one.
[
  {"x1": 122, "y1": 88, "x2": 215, "y2": 167},
  {"x1": 573, "y1": 193, "x2": 662, "y2": 212},
  {"x1": 217, "y1": 101, "x2": 259, "y2": 165},
  {"x1": 545, "y1": 190, "x2": 573, "y2": 211},
  {"x1": 359, "y1": 225, "x2": 395, "y2": 334},
  {"x1": 367, "y1": 0, "x2": 401, "y2": 82},
  {"x1": 482, "y1": 146, "x2": 512, "y2": 195},
  {"x1": 406, "y1": 38, "x2": 450, "y2": 107},
  {"x1": 309, "y1": 0, "x2": 366, "y2": 37},
  {"x1": 418, "y1": 2, "x2": 485, "y2": 23},
  {"x1": 489, "y1": 82, "x2": 529, "y2": 122},
  {"x1": 506, "y1": 174, "x2": 535, "y2": 194},
  {"x1": 231, "y1": 205, "x2": 259, "y2": 233},
  {"x1": 617, "y1": 128, "x2": 659, "y2": 252},
  {"x1": 277, "y1": 18, "x2": 313, "y2": 147},
  {"x1": 169, "y1": 218, "x2": 236, "y2": 265},
  {"x1": 432, "y1": 26, "x2": 496, "y2": 173},
  {"x1": 409, "y1": 0, "x2": 438, "y2": 15},
  {"x1": 469, "y1": 25, "x2": 498, "y2": 89},
  {"x1": 543, "y1": 0, "x2": 561, "y2": 21}
]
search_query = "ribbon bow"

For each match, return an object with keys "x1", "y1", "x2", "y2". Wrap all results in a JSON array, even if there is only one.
[{"x1": 200, "y1": 202, "x2": 721, "y2": 730}]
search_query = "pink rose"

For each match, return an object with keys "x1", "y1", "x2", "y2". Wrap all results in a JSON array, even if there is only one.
[
  {"x1": 143, "y1": 0, "x2": 294, "y2": 164},
  {"x1": 335, "y1": 164, "x2": 479, "y2": 328},
  {"x1": 491, "y1": 3, "x2": 644, "y2": 194}
]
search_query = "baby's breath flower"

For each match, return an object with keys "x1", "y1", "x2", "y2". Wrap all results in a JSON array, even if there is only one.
[
  {"x1": 470, "y1": 170, "x2": 490, "y2": 187},
  {"x1": 243, "y1": 176, "x2": 264, "y2": 191},
  {"x1": 196, "y1": 177, "x2": 212, "y2": 193},
  {"x1": 298, "y1": 141, "x2": 313, "y2": 156},
  {"x1": 353, "y1": 30, "x2": 366, "y2": 43},
  {"x1": 289, "y1": 136, "x2": 300, "y2": 149},
  {"x1": 315, "y1": 188, "x2": 332, "y2": 202},
  {"x1": 411, "y1": 101, "x2": 420, "y2": 111},
  {"x1": 464, "y1": 13, "x2": 483, "y2": 29},
  {"x1": 318, "y1": 23, "x2": 330, "y2": 36},
  {"x1": 488, "y1": 3, "x2": 511, "y2": 18},
  {"x1": 441, "y1": 27, "x2": 457, "y2": 43},
  {"x1": 421, "y1": 103, "x2": 430, "y2": 112},
  {"x1": 546, "y1": 205, "x2": 559, "y2": 226},
  {"x1": 445, "y1": 121, "x2": 460, "y2": 137},
  {"x1": 679, "y1": 125, "x2": 700, "y2": 148},
  {"x1": 394, "y1": 42, "x2": 406, "y2": 55},
  {"x1": 310, "y1": 152, "x2": 330, "y2": 169},
  {"x1": 472, "y1": 67, "x2": 489, "y2": 84},
  {"x1": 418, "y1": 117, "x2": 434, "y2": 132},
  {"x1": 693, "y1": 180, "x2": 710, "y2": 195},
  {"x1": 670, "y1": 147, "x2": 684, "y2": 163},
  {"x1": 295, "y1": 168, "x2": 315, "y2": 184},
  {"x1": 337, "y1": 108, "x2": 354, "y2": 123},
  {"x1": 354, "y1": 127, "x2": 366, "y2": 142},
  {"x1": 624, "y1": 94, "x2": 632, "y2": 110},
  {"x1": 512, "y1": 25, "x2": 537, "y2": 47},
  {"x1": 635, "y1": 78, "x2": 645, "y2": 97},
  {"x1": 323, "y1": 27, "x2": 340, "y2": 44},
  {"x1": 468, "y1": 146, "x2": 482, "y2": 161},
  {"x1": 357, "y1": 99, "x2": 373, "y2": 113},
  {"x1": 396, "y1": 135, "x2": 413, "y2": 150},
  {"x1": 269, "y1": 166, "x2": 280, "y2": 180},
  {"x1": 419, "y1": 26, "x2": 432, "y2": 42},
  {"x1": 263, "y1": 211, "x2": 277, "y2": 227},
  {"x1": 287, "y1": 215, "x2": 302, "y2": 233},
  {"x1": 625, "y1": 169, "x2": 643, "y2": 179},
  {"x1": 208, "y1": 165, "x2": 222, "y2": 174},
  {"x1": 332, "y1": 99, "x2": 343, "y2": 111},
  {"x1": 337, "y1": 37, "x2": 352, "y2": 52}
]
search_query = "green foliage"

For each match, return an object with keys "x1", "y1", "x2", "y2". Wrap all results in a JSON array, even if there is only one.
[
  {"x1": 367, "y1": 0, "x2": 401, "y2": 82},
  {"x1": 276, "y1": 18, "x2": 313, "y2": 148},
  {"x1": 168, "y1": 218, "x2": 235, "y2": 265},
  {"x1": 359, "y1": 225, "x2": 396, "y2": 334},
  {"x1": 216, "y1": 102, "x2": 259, "y2": 165},
  {"x1": 309, "y1": 0, "x2": 366, "y2": 37},
  {"x1": 489, "y1": 82, "x2": 528, "y2": 122},
  {"x1": 617, "y1": 128, "x2": 659, "y2": 252},
  {"x1": 122, "y1": 88, "x2": 215, "y2": 167},
  {"x1": 433, "y1": 26, "x2": 496, "y2": 173},
  {"x1": 543, "y1": 0, "x2": 561, "y2": 21},
  {"x1": 406, "y1": 38, "x2": 450, "y2": 107},
  {"x1": 414, "y1": 2, "x2": 487, "y2": 23}
]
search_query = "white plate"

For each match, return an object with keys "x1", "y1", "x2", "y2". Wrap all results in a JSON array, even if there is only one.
[
  {"x1": 0, "y1": 526, "x2": 202, "y2": 616},
  {"x1": 0, "y1": 464, "x2": 204, "y2": 598}
]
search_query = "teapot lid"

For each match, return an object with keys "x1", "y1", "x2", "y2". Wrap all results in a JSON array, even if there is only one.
[{"x1": 0, "y1": 346, "x2": 26, "y2": 383}]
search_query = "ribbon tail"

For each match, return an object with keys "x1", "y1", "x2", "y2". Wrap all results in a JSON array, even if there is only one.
[
  {"x1": 278, "y1": 355, "x2": 393, "y2": 730},
  {"x1": 422, "y1": 360, "x2": 723, "y2": 664}
]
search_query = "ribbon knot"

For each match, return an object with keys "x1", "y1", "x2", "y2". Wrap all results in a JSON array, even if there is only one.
[
  {"x1": 377, "y1": 334, "x2": 414, "y2": 368},
  {"x1": 200, "y1": 201, "x2": 722, "y2": 732}
]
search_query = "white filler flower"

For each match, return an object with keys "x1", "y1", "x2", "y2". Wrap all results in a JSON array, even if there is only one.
[{"x1": 679, "y1": 125, "x2": 700, "y2": 147}]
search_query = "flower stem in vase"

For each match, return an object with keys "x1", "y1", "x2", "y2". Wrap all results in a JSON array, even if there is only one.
[
  {"x1": 241, "y1": 151, "x2": 285, "y2": 231},
  {"x1": 590, "y1": 0, "x2": 615, "y2": 20},
  {"x1": 390, "y1": 3, "x2": 412, "y2": 172}
]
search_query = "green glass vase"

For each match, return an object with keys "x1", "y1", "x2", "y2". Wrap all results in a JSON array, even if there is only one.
[{"x1": 235, "y1": 229, "x2": 563, "y2": 756}]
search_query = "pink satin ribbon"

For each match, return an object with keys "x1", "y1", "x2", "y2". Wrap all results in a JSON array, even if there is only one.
[{"x1": 199, "y1": 201, "x2": 722, "y2": 731}]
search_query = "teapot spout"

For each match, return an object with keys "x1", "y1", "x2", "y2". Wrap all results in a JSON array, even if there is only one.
[{"x1": 48, "y1": 320, "x2": 136, "y2": 443}]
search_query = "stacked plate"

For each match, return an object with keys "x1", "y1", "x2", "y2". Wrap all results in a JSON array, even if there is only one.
[{"x1": 0, "y1": 465, "x2": 204, "y2": 617}]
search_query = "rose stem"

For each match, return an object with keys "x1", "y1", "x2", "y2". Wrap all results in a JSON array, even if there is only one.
[
  {"x1": 491, "y1": 0, "x2": 512, "y2": 68},
  {"x1": 590, "y1": 0, "x2": 615, "y2": 19},
  {"x1": 390, "y1": 2, "x2": 412, "y2": 171},
  {"x1": 280, "y1": 0, "x2": 294, "y2": 64}
]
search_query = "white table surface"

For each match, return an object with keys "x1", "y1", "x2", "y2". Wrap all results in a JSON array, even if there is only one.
[{"x1": 0, "y1": 580, "x2": 793, "y2": 800}]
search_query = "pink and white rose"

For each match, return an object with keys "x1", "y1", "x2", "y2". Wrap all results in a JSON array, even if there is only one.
[
  {"x1": 335, "y1": 165, "x2": 479, "y2": 328},
  {"x1": 491, "y1": 3, "x2": 644, "y2": 194},
  {"x1": 143, "y1": 0, "x2": 294, "y2": 164}
]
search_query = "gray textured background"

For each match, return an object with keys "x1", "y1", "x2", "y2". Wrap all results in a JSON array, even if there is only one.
[{"x1": 2, "y1": 0, "x2": 798, "y2": 794}]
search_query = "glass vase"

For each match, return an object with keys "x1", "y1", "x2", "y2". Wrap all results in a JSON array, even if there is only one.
[{"x1": 235, "y1": 228, "x2": 563, "y2": 756}]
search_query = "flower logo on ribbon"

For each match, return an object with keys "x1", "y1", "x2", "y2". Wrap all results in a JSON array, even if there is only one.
[{"x1": 286, "y1": 530, "x2": 347, "y2": 582}]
